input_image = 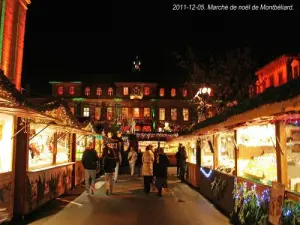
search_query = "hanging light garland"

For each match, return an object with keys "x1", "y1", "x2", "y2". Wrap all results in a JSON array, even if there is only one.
[{"x1": 135, "y1": 132, "x2": 179, "y2": 140}]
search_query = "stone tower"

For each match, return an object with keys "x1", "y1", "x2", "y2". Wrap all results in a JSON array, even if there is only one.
[{"x1": 0, "y1": 0, "x2": 31, "y2": 91}]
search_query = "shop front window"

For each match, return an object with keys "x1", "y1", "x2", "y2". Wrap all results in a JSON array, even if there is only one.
[
  {"x1": 171, "y1": 88, "x2": 176, "y2": 97},
  {"x1": 236, "y1": 124, "x2": 277, "y2": 185},
  {"x1": 83, "y1": 107, "x2": 90, "y2": 117},
  {"x1": 58, "y1": 86, "x2": 64, "y2": 95},
  {"x1": 122, "y1": 107, "x2": 128, "y2": 119},
  {"x1": 200, "y1": 136, "x2": 214, "y2": 168},
  {"x1": 133, "y1": 108, "x2": 140, "y2": 118},
  {"x1": 96, "y1": 88, "x2": 102, "y2": 96},
  {"x1": 76, "y1": 135, "x2": 86, "y2": 161},
  {"x1": 171, "y1": 108, "x2": 177, "y2": 121},
  {"x1": 70, "y1": 107, "x2": 75, "y2": 115},
  {"x1": 216, "y1": 132, "x2": 235, "y2": 174},
  {"x1": 144, "y1": 87, "x2": 150, "y2": 96},
  {"x1": 286, "y1": 121, "x2": 300, "y2": 193},
  {"x1": 183, "y1": 108, "x2": 189, "y2": 121},
  {"x1": 144, "y1": 108, "x2": 150, "y2": 118},
  {"x1": 159, "y1": 88, "x2": 165, "y2": 97},
  {"x1": 85, "y1": 87, "x2": 90, "y2": 96},
  {"x1": 107, "y1": 107, "x2": 113, "y2": 120},
  {"x1": 95, "y1": 107, "x2": 101, "y2": 120},
  {"x1": 123, "y1": 87, "x2": 129, "y2": 95},
  {"x1": 69, "y1": 86, "x2": 75, "y2": 95},
  {"x1": 182, "y1": 88, "x2": 188, "y2": 97},
  {"x1": 159, "y1": 108, "x2": 165, "y2": 121},
  {"x1": 0, "y1": 114, "x2": 14, "y2": 173},
  {"x1": 56, "y1": 132, "x2": 70, "y2": 164},
  {"x1": 28, "y1": 124, "x2": 55, "y2": 170},
  {"x1": 108, "y1": 87, "x2": 113, "y2": 96}
]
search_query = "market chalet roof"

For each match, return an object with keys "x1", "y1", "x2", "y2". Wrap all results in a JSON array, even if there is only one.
[
  {"x1": 37, "y1": 99, "x2": 80, "y2": 127},
  {"x1": 189, "y1": 77, "x2": 300, "y2": 133}
]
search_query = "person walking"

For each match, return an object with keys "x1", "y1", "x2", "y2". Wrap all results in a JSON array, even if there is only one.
[
  {"x1": 154, "y1": 148, "x2": 169, "y2": 197},
  {"x1": 179, "y1": 145, "x2": 187, "y2": 182},
  {"x1": 113, "y1": 146, "x2": 122, "y2": 182},
  {"x1": 142, "y1": 145, "x2": 154, "y2": 195},
  {"x1": 136, "y1": 149, "x2": 143, "y2": 177},
  {"x1": 128, "y1": 147, "x2": 137, "y2": 176},
  {"x1": 175, "y1": 146, "x2": 181, "y2": 177},
  {"x1": 82, "y1": 143, "x2": 99, "y2": 196},
  {"x1": 102, "y1": 144, "x2": 116, "y2": 196}
]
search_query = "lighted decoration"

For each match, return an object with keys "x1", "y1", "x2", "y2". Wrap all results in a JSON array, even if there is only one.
[
  {"x1": 135, "y1": 132, "x2": 179, "y2": 140},
  {"x1": 200, "y1": 167, "x2": 213, "y2": 178},
  {"x1": 132, "y1": 56, "x2": 141, "y2": 72},
  {"x1": 231, "y1": 179, "x2": 270, "y2": 224},
  {"x1": 130, "y1": 87, "x2": 143, "y2": 99}
]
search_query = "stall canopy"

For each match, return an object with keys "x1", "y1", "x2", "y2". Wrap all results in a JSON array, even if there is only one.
[
  {"x1": 0, "y1": 70, "x2": 57, "y2": 122},
  {"x1": 37, "y1": 99, "x2": 80, "y2": 127}
]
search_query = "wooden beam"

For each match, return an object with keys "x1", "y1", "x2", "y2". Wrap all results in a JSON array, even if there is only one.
[{"x1": 275, "y1": 121, "x2": 288, "y2": 186}]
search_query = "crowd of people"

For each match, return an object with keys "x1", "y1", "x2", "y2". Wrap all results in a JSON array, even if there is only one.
[{"x1": 81, "y1": 142, "x2": 187, "y2": 197}]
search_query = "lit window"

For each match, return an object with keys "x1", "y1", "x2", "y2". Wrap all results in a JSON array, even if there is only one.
[
  {"x1": 144, "y1": 87, "x2": 150, "y2": 95},
  {"x1": 123, "y1": 87, "x2": 129, "y2": 95},
  {"x1": 182, "y1": 88, "x2": 188, "y2": 97},
  {"x1": 83, "y1": 107, "x2": 90, "y2": 117},
  {"x1": 94, "y1": 107, "x2": 101, "y2": 120},
  {"x1": 171, "y1": 88, "x2": 176, "y2": 97},
  {"x1": 96, "y1": 88, "x2": 102, "y2": 96},
  {"x1": 171, "y1": 108, "x2": 177, "y2": 121},
  {"x1": 69, "y1": 86, "x2": 75, "y2": 95},
  {"x1": 70, "y1": 107, "x2": 75, "y2": 115},
  {"x1": 58, "y1": 86, "x2": 64, "y2": 95},
  {"x1": 85, "y1": 87, "x2": 90, "y2": 96},
  {"x1": 144, "y1": 108, "x2": 150, "y2": 118},
  {"x1": 122, "y1": 108, "x2": 128, "y2": 119},
  {"x1": 107, "y1": 107, "x2": 113, "y2": 120},
  {"x1": 108, "y1": 87, "x2": 113, "y2": 96},
  {"x1": 159, "y1": 88, "x2": 165, "y2": 97},
  {"x1": 183, "y1": 108, "x2": 189, "y2": 121},
  {"x1": 133, "y1": 108, "x2": 140, "y2": 118},
  {"x1": 159, "y1": 108, "x2": 165, "y2": 121}
]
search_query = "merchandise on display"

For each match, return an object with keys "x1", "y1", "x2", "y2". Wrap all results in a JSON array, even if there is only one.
[
  {"x1": 216, "y1": 132, "x2": 235, "y2": 174},
  {"x1": 56, "y1": 132, "x2": 70, "y2": 164},
  {"x1": 240, "y1": 153, "x2": 277, "y2": 184},
  {"x1": 28, "y1": 125, "x2": 55, "y2": 169},
  {"x1": 76, "y1": 135, "x2": 86, "y2": 160}
]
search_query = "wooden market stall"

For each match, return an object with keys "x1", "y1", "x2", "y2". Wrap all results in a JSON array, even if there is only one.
[
  {"x1": 0, "y1": 71, "x2": 61, "y2": 222},
  {"x1": 166, "y1": 133, "x2": 201, "y2": 187},
  {"x1": 135, "y1": 132, "x2": 179, "y2": 166},
  {"x1": 167, "y1": 78, "x2": 300, "y2": 222},
  {"x1": 13, "y1": 100, "x2": 81, "y2": 217}
]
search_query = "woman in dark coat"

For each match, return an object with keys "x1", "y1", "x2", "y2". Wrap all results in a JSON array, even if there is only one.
[
  {"x1": 102, "y1": 144, "x2": 116, "y2": 196},
  {"x1": 154, "y1": 148, "x2": 169, "y2": 197}
]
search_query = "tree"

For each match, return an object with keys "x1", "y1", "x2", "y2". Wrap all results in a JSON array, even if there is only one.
[{"x1": 175, "y1": 45, "x2": 257, "y2": 104}]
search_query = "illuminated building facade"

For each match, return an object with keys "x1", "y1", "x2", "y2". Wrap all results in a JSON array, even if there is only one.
[
  {"x1": 0, "y1": 0, "x2": 30, "y2": 91},
  {"x1": 254, "y1": 54, "x2": 300, "y2": 95},
  {"x1": 43, "y1": 81, "x2": 205, "y2": 133}
]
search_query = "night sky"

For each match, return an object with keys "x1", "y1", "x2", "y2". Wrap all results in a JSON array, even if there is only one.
[{"x1": 22, "y1": 1, "x2": 300, "y2": 95}]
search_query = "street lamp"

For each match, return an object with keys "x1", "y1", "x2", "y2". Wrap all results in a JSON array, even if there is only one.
[{"x1": 194, "y1": 86, "x2": 212, "y2": 122}]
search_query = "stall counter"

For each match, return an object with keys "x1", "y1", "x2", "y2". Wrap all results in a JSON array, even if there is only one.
[
  {"x1": 185, "y1": 163, "x2": 200, "y2": 188},
  {"x1": 21, "y1": 163, "x2": 73, "y2": 215},
  {"x1": 199, "y1": 167, "x2": 235, "y2": 216}
]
